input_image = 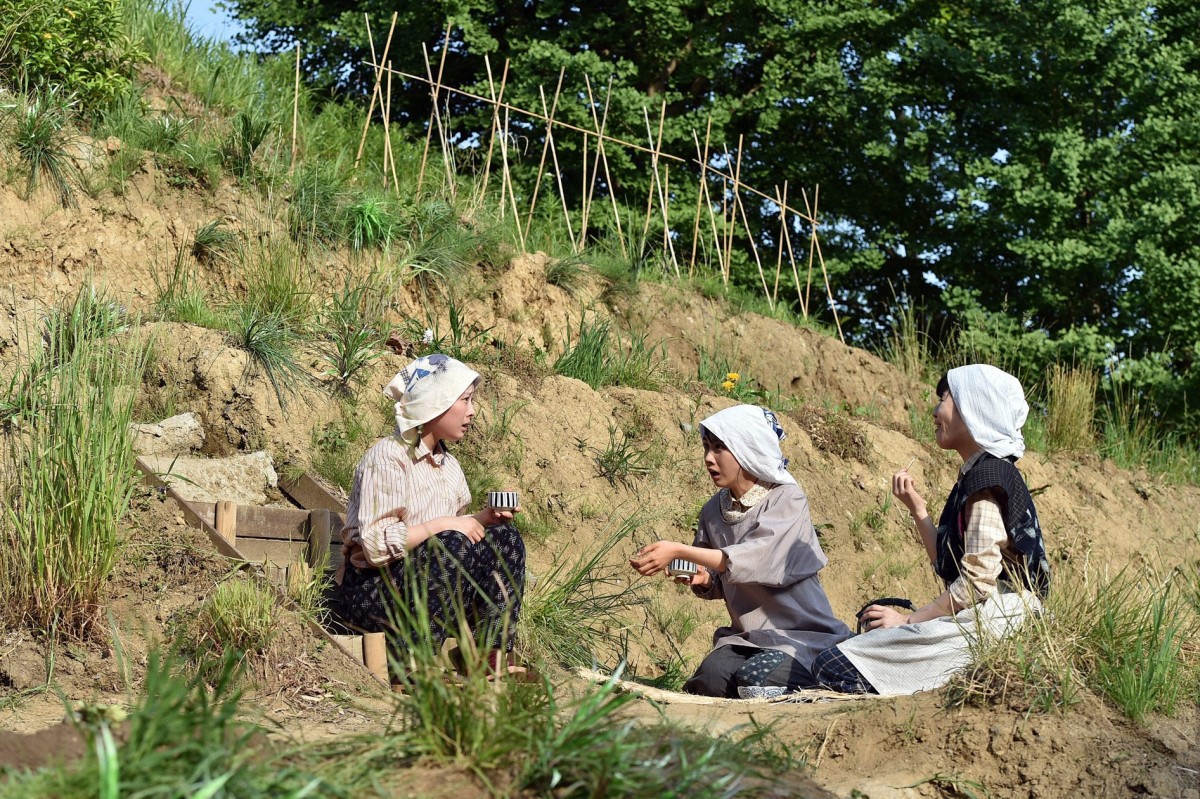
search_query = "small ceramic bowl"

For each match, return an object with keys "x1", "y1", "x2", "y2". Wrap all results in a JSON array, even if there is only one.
[
  {"x1": 487, "y1": 490, "x2": 519, "y2": 511},
  {"x1": 666, "y1": 558, "x2": 698, "y2": 577}
]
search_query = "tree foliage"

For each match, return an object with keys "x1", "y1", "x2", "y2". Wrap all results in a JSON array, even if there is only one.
[{"x1": 228, "y1": 0, "x2": 1200, "y2": 428}]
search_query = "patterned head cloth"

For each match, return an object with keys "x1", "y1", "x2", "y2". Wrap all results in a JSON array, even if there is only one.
[
  {"x1": 383, "y1": 354, "x2": 480, "y2": 435},
  {"x1": 699, "y1": 404, "x2": 796, "y2": 486},
  {"x1": 946, "y1": 364, "x2": 1028, "y2": 460}
]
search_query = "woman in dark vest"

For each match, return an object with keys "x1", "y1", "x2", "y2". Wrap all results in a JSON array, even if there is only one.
[{"x1": 812, "y1": 364, "x2": 1050, "y2": 695}]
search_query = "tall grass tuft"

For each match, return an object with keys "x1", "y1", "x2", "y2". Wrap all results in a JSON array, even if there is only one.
[
  {"x1": 10, "y1": 89, "x2": 77, "y2": 207},
  {"x1": 0, "y1": 305, "x2": 145, "y2": 638},
  {"x1": 319, "y1": 279, "x2": 385, "y2": 394},
  {"x1": 884, "y1": 299, "x2": 931, "y2": 381},
  {"x1": 554, "y1": 315, "x2": 668, "y2": 390},
  {"x1": 191, "y1": 219, "x2": 239, "y2": 265},
  {"x1": 225, "y1": 304, "x2": 309, "y2": 409},
  {"x1": 949, "y1": 564, "x2": 1199, "y2": 722},
  {"x1": 222, "y1": 109, "x2": 271, "y2": 178},
  {"x1": 1044, "y1": 364, "x2": 1097, "y2": 452},
  {"x1": 518, "y1": 518, "x2": 647, "y2": 669},
  {"x1": 153, "y1": 247, "x2": 224, "y2": 328},
  {"x1": 40, "y1": 284, "x2": 129, "y2": 364},
  {"x1": 189, "y1": 577, "x2": 280, "y2": 678}
]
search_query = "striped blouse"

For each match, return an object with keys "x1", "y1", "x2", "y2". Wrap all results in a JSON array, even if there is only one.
[{"x1": 339, "y1": 430, "x2": 471, "y2": 572}]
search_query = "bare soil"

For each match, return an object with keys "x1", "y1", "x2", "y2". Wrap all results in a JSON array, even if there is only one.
[{"x1": 2, "y1": 166, "x2": 1199, "y2": 798}]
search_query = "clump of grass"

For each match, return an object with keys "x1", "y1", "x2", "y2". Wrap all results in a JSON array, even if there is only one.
[
  {"x1": 288, "y1": 162, "x2": 346, "y2": 244},
  {"x1": 545, "y1": 255, "x2": 588, "y2": 296},
  {"x1": 884, "y1": 299, "x2": 932, "y2": 381},
  {"x1": 396, "y1": 197, "x2": 504, "y2": 288},
  {"x1": 153, "y1": 247, "x2": 224, "y2": 328},
  {"x1": 9, "y1": 89, "x2": 77, "y2": 207},
  {"x1": 225, "y1": 304, "x2": 309, "y2": 409},
  {"x1": 0, "y1": 306, "x2": 145, "y2": 638},
  {"x1": 222, "y1": 109, "x2": 271, "y2": 178},
  {"x1": 518, "y1": 518, "x2": 647, "y2": 669},
  {"x1": 1045, "y1": 364, "x2": 1097, "y2": 452},
  {"x1": 586, "y1": 423, "x2": 652, "y2": 488},
  {"x1": 554, "y1": 315, "x2": 668, "y2": 390},
  {"x1": 405, "y1": 297, "x2": 496, "y2": 362},
  {"x1": 342, "y1": 193, "x2": 397, "y2": 251},
  {"x1": 41, "y1": 284, "x2": 128, "y2": 364},
  {"x1": 191, "y1": 219, "x2": 239, "y2": 265},
  {"x1": 790, "y1": 403, "x2": 873, "y2": 463},
  {"x1": 319, "y1": 279, "x2": 384, "y2": 394},
  {"x1": 239, "y1": 239, "x2": 315, "y2": 325},
  {"x1": 190, "y1": 577, "x2": 280, "y2": 674},
  {"x1": 948, "y1": 564, "x2": 1199, "y2": 722}
]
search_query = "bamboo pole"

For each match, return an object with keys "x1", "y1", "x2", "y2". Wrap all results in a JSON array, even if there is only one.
[
  {"x1": 416, "y1": 23, "x2": 453, "y2": 195},
  {"x1": 809, "y1": 185, "x2": 845, "y2": 342},
  {"x1": 692, "y1": 126, "x2": 724, "y2": 281},
  {"x1": 733, "y1": 171, "x2": 772, "y2": 307},
  {"x1": 525, "y1": 68, "x2": 566, "y2": 238},
  {"x1": 290, "y1": 43, "x2": 300, "y2": 174},
  {"x1": 639, "y1": 103, "x2": 668, "y2": 261},
  {"x1": 539, "y1": 85, "x2": 576, "y2": 250},
  {"x1": 688, "y1": 119, "x2": 713, "y2": 276},
  {"x1": 383, "y1": 60, "x2": 395, "y2": 189},
  {"x1": 801, "y1": 187, "x2": 816, "y2": 316},
  {"x1": 662, "y1": 162, "x2": 679, "y2": 274},
  {"x1": 479, "y1": 55, "x2": 508, "y2": 201},
  {"x1": 420, "y1": 41, "x2": 456, "y2": 198},
  {"x1": 595, "y1": 76, "x2": 626, "y2": 258},
  {"x1": 580, "y1": 75, "x2": 605, "y2": 251},
  {"x1": 501, "y1": 101, "x2": 525, "y2": 248},
  {"x1": 579, "y1": 123, "x2": 589, "y2": 248},
  {"x1": 772, "y1": 181, "x2": 787, "y2": 305},
  {"x1": 386, "y1": 65, "x2": 819, "y2": 224},
  {"x1": 354, "y1": 12, "x2": 397, "y2": 172},
  {"x1": 776, "y1": 182, "x2": 807, "y2": 318}
]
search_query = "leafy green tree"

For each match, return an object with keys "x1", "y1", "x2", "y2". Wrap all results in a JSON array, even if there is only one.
[{"x1": 228, "y1": 0, "x2": 1200, "y2": 429}]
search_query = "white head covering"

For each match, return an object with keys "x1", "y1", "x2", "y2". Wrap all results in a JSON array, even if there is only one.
[
  {"x1": 383, "y1": 354, "x2": 480, "y2": 435},
  {"x1": 699, "y1": 404, "x2": 796, "y2": 486},
  {"x1": 946, "y1": 364, "x2": 1028, "y2": 460}
]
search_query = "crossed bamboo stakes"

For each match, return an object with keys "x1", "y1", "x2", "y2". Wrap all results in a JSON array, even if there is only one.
[{"x1": 291, "y1": 16, "x2": 844, "y2": 341}]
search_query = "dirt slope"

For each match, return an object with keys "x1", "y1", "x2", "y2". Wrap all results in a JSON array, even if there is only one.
[{"x1": 2, "y1": 172, "x2": 1199, "y2": 799}]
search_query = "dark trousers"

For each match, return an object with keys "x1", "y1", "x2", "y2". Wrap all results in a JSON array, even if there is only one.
[
  {"x1": 335, "y1": 523, "x2": 525, "y2": 656},
  {"x1": 684, "y1": 644, "x2": 817, "y2": 698}
]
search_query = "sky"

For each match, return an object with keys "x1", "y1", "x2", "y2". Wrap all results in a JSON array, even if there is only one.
[{"x1": 183, "y1": 1, "x2": 246, "y2": 44}]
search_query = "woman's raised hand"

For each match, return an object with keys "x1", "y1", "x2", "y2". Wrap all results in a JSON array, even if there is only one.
[{"x1": 891, "y1": 467, "x2": 927, "y2": 519}]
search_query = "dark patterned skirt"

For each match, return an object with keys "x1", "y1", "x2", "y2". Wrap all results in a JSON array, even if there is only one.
[{"x1": 334, "y1": 523, "x2": 525, "y2": 655}]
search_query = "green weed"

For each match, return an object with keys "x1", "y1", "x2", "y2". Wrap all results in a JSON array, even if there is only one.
[
  {"x1": 518, "y1": 518, "x2": 647, "y2": 669},
  {"x1": 545, "y1": 254, "x2": 588, "y2": 296},
  {"x1": 222, "y1": 109, "x2": 271, "y2": 178},
  {"x1": 0, "y1": 305, "x2": 145, "y2": 638},
  {"x1": 153, "y1": 247, "x2": 224, "y2": 328},
  {"x1": 1045, "y1": 364, "x2": 1097, "y2": 452},
  {"x1": 554, "y1": 314, "x2": 668, "y2": 390},
  {"x1": 319, "y1": 279, "x2": 385, "y2": 394},
  {"x1": 40, "y1": 284, "x2": 128, "y2": 364},
  {"x1": 10, "y1": 89, "x2": 77, "y2": 207},
  {"x1": 191, "y1": 219, "x2": 239, "y2": 265},
  {"x1": 225, "y1": 304, "x2": 309, "y2": 409},
  {"x1": 189, "y1": 576, "x2": 280, "y2": 677},
  {"x1": 590, "y1": 423, "x2": 652, "y2": 488}
]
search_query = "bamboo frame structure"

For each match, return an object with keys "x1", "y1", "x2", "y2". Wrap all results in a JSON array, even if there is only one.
[{"x1": 353, "y1": 23, "x2": 845, "y2": 330}]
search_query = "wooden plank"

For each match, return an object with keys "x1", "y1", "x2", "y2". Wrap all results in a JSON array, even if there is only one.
[
  {"x1": 280, "y1": 474, "x2": 346, "y2": 513},
  {"x1": 135, "y1": 458, "x2": 385, "y2": 685},
  {"x1": 308, "y1": 509, "x2": 333, "y2": 568},
  {"x1": 237, "y1": 539, "x2": 308, "y2": 566},
  {"x1": 363, "y1": 632, "x2": 389, "y2": 681},
  {"x1": 181, "y1": 502, "x2": 309, "y2": 541},
  {"x1": 215, "y1": 501, "x2": 237, "y2": 547}
]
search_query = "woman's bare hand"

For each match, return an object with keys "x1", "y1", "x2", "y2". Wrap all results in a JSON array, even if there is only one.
[
  {"x1": 629, "y1": 540, "x2": 679, "y2": 576},
  {"x1": 891, "y1": 468, "x2": 927, "y2": 518},
  {"x1": 858, "y1": 604, "x2": 911, "y2": 631}
]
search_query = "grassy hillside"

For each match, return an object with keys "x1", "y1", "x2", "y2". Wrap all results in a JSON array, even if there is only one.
[{"x1": 1, "y1": 2, "x2": 1198, "y2": 798}]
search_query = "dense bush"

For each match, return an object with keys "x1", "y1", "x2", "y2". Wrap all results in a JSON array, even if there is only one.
[{"x1": 0, "y1": 0, "x2": 143, "y2": 108}]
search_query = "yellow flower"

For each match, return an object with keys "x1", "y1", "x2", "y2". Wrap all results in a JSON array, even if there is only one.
[
  {"x1": 65, "y1": 7, "x2": 77, "y2": 17},
  {"x1": 721, "y1": 380, "x2": 736, "y2": 391},
  {"x1": 725, "y1": 372, "x2": 740, "y2": 382},
  {"x1": 43, "y1": 32, "x2": 53, "y2": 39}
]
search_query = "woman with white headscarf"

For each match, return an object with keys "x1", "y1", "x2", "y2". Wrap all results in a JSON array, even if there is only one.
[
  {"x1": 812, "y1": 364, "x2": 1051, "y2": 695},
  {"x1": 630, "y1": 404, "x2": 851, "y2": 699},
  {"x1": 331, "y1": 354, "x2": 526, "y2": 679}
]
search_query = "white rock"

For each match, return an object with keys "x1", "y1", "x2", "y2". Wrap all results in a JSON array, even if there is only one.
[
  {"x1": 131, "y1": 412, "x2": 206, "y2": 456},
  {"x1": 139, "y1": 451, "x2": 278, "y2": 505}
]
